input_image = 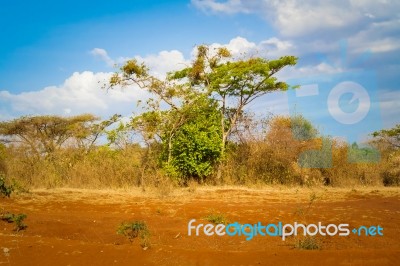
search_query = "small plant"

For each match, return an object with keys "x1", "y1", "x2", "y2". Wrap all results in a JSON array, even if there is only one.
[
  {"x1": 294, "y1": 235, "x2": 321, "y2": 250},
  {"x1": 308, "y1": 192, "x2": 317, "y2": 208},
  {"x1": 1, "y1": 213, "x2": 27, "y2": 231},
  {"x1": 295, "y1": 192, "x2": 318, "y2": 218},
  {"x1": 13, "y1": 214, "x2": 28, "y2": 231},
  {"x1": 204, "y1": 212, "x2": 228, "y2": 224},
  {"x1": 0, "y1": 175, "x2": 13, "y2": 197},
  {"x1": 117, "y1": 221, "x2": 151, "y2": 248}
]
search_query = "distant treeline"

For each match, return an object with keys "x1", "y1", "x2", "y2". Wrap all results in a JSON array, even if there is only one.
[{"x1": 0, "y1": 113, "x2": 398, "y2": 189}]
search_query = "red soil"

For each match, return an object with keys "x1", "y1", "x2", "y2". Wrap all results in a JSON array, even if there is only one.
[{"x1": 1, "y1": 187, "x2": 399, "y2": 265}]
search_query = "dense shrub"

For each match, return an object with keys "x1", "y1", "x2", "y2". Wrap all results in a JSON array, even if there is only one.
[{"x1": 224, "y1": 115, "x2": 383, "y2": 187}]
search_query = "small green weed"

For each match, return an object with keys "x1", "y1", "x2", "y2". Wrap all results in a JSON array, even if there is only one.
[
  {"x1": 0, "y1": 175, "x2": 13, "y2": 197},
  {"x1": 1, "y1": 213, "x2": 28, "y2": 231},
  {"x1": 117, "y1": 220, "x2": 151, "y2": 248}
]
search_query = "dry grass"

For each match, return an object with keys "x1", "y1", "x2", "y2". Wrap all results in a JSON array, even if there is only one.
[
  {"x1": 1, "y1": 115, "x2": 397, "y2": 190},
  {"x1": 294, "y1": 236, "x2": 321, "y2": 250}
]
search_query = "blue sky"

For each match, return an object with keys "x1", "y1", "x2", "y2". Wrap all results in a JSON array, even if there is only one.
[{"x1": 1, "y1": 0, "x2": 399, "y2": 143}]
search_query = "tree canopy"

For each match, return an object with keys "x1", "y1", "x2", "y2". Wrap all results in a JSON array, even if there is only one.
[
  {"x1": 0, "y1": 114, "x2": 119, "y2": 156},
  {"x1": 372, "y1": 124, "x2": 400, "y2": 149},
  {"x1": 109, "y1": 44, "x2": 297, "y2": 181}
]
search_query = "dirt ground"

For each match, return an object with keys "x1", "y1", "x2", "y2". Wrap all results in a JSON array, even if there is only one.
[{"x1": 1, "y1": 186, "x2": 399, "y2": 265}]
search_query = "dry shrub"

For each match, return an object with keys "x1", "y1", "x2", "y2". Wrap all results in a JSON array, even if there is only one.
[
  {"x1": 224, "y1": 116, "x2": 323, "y2": 186},
  {"x1": 318, "y1": 140, "x2": 383, "y2": 187},
  {"x1": 382, "y1": 151, "x2": 400, "y2": 186},
  {"x1": 224, "y1": 115, "x2": 385, "y2": 187},
  {"x1": 0, "y1": 144, "x2": 6, "y2": 175}
]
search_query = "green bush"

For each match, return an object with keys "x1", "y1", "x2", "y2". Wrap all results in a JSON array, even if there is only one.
[
  {"x1": 163, "y1": 98, "x2": 222, "y2": 183},
  {"x1": 1, "y1": 213, "x2": 27, "y2": 231},
  {"x1": 0, "y1": 175, "x2": 13, "y2": 197},
  {"x1": 117, "y1": 221, "x2": 151, "y2": 248}
]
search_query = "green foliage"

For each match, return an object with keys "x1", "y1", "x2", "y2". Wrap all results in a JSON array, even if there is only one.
[
  {"x1": 348, "y1": 142, "x2": 380, "y2": 163},
  {"x1": 176, "y1": 46, "x2": 298, "y2": 155},
  {"x1": 117, "y1": 221, "x2": 151, "y2": 247},
  {"x1": 291, "y1": 115, "x2": 318, "y2": 141},
  {"x1": 299, "y1": 137, "x2": 332, "y2": 169},
  {"x1": 1, "y1": 213, "x2": 27, "y2": 231},
  {"x1": 0, "y1": 175, "x2": 13, "y2": 197},
  {"x1": 110, "y1": 44, "x2": 298, "y2": 182},
  {"x1": 169, "y1": 122, "x2": 221, "y2": 180},
  {"x1": 163, "y1": 98, "x2": 222, "y2": 182},
  {"x1": 13, "y1": 213, "x2": 28, "y2": 231}
]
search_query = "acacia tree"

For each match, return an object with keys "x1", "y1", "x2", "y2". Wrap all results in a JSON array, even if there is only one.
[
  {"x1": 0, "y1": 114, "x2": 119, "y2": 157},
  {"x1": 108, "y1": 58, "x2": 219, "y2": 181},
  {"x1": 170, "y1": 45, "x2": 297, "y2": 179},
  {"x1": 372, "y1": 124, "x2": 400, "y2": 149},
  {"x1": 109, "y1": 59, "x2": 205, "y2": 161},
  {"x1": 109, "y1": 45, "x2": 297, "y2": 181}
]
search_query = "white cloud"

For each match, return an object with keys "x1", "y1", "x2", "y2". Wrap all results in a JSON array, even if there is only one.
[
  {"x1": 192, "y1": 0, "x2": 400, "y2": 39},
  {"x1": 349, "y1": 19, "x2": 400, "y2": 53},
  {"x1": 250, "y1": 91, "x2": 290, "y2": 116},
  {"x1": 192, "y1": 0, "x2": 251, "y2": 14},
  {"x1": 0, "y1": 49, "x2": 191, "y2": 119},
  {"x1": 195, "y1": 36, "x2": 295, "y2": 60},
  {"x1": 90, "y1": 48, "x2": 115, "y2": 67},
  {"x1": 135, "y1": 50, "x2": 188, "y2": 78},
  {"x1": 0, "y1": 71, "x2": 148, "y2": 119},
  {"x1": 379, "y1": 89, "x2": 400, "y2": 127}
]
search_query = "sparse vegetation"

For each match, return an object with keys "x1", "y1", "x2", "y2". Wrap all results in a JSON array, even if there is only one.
[
  {"x1": 204, "y1": 212, "x2": 228, "y2": 224},
  {"x1": 294, "y1": 236, "x2": 321, "y2": 250},
  {"x1": 1, "y1": 213, "x2": 28, "y2": 232},
  {"x1": 0, "y1": 175, "x2": 13, "y2": 197},
  {"x1": 294, "y1": 192, "x2": 319, "y2": 222},
  {"x1": 0, "y1": 114, "x2": 397, "y2": 189},
  {"x1": 117, "y1": 221, "x2": 151, "y2": 248}
]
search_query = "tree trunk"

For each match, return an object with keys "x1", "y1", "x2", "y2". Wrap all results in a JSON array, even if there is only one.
[{"x1": 215, "y1": 133, "x2": 227, "y2": 182}]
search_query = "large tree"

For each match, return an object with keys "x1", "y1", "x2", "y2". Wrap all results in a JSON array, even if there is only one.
[
  {"x1": 170, "y1": 45, "x2": 297, "y2": 178},
  {"x1": 109, "y1": 45, "x2": 297, "y2": 180}
]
